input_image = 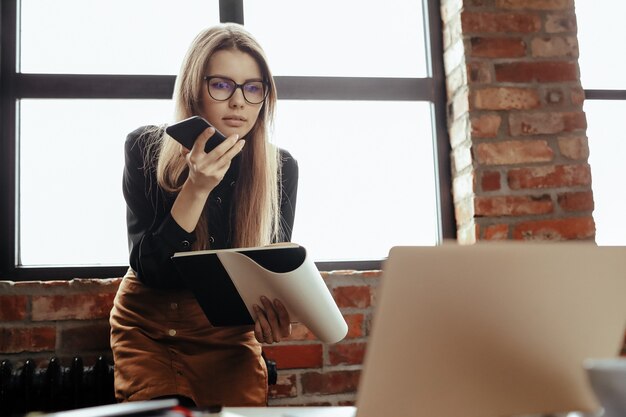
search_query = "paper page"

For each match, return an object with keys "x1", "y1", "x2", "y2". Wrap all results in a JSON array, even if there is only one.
[{"x1": 217, "y1": 249, "x2": 348, "y2": 344}]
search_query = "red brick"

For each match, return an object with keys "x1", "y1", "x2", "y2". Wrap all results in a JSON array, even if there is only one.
[
  {"x1": 0, "y1": 326, "x2": 56, "y2": 353},
  {"x1": 473, "y1": 87, "x2": 541, "y2": 110},
  {"x1": 58, "y1": 322, "x2": 111, "y2": 353},
  {"x1": 470, "y1": 37, "x2": 526, "y2": 58},
  {"x1": 344, "y1": 314, "x2": 365, "y2": 338},
  {"x1": 570, "y1": 86, "x2": 585, "y2": 106},
  {"x1": 32, "y1": 293, "x2": 116, "y2": 321},
  {"x1": 471, "y1": 114, "x2": 501, "y2": 138},
  {"x1": 513, "y1": 217, "x2": 595, "y2": 240},
  {"x1": 475, "y1": 140, "x2": 554, "y2": 165},
  {"x1": 262, "y1": 344, "x2": 323, "y2": 369},
  {"x1": 508, "y1": 164, "x2": 591, "y2": 189},
  {"x1": 268, "y1": 373, "x2": 297, "y2": 398},
  {"x1": 544, "y1": 88, "x2": 564, "y2": 105},
  {"x1": 0, "y1": 295, "x2": 28, "y2": 321},
  {"x1": 496, "y1": 0, "x2": 574, "y2": 10},
  {"x1": 545, "y1": 12, "x2": 577, "y2": 33},
  {"x1": 328, "y1": 342, "x2": 367, "y2": 366},
  {"x1": 483, "y1": 224, "x2": 510, "y2": 240},
  {"x1": 475, "y1": 195, "x2": 553, "y2": 216},
  {"x1": 495, "y1": 62, "x2": 577, "y2": 83},
  {"x1": 509, "y1": 111, "x2": 586, "y2": 136},
  {"x1": 481, "y1": 171, "x2": 501, "y2": 191},
  {"x1": 531, "y1": 36, "x2": 578, "y2": 58},
  {"x1": 13, "y1": 280, "x2": 70, "y2": 290},
  {"x1": 286, "y1": 323, "x2": 316, "y2": 341},
  {"x1": 467, "y1": 62, "x2": 492, "y2": 84},
  {"x1": 557, "y1": 191, "x2": 594, "y2": 212},
  {"x1": 558, "y1": 136, "x2": 589, "y2": 161},
  {"x1": 332, "y1": 286, "x2": 371, "y2": 309},
  {"x1": 301, "y1": 370, "x2": 361, "y2": 395},
  {"x1": 462, "y1": 12, "x2": 541, "y2": 33}
]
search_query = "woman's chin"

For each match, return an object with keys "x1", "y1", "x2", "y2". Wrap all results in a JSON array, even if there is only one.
[{"x1": 221, "y1": 127, "x2": 250, "y2": 139}]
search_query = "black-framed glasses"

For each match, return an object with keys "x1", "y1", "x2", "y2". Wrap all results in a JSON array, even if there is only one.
[{"x1": 203, "y1": 76, "x2": 269, "y2": 104}]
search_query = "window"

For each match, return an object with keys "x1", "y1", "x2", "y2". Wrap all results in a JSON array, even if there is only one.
[
  {"x1": 576, "y1": 0, "x2": 626, "y2": 245},
  {"x1": 0, "y1": 0, "x2": 452, "y2": 279}
]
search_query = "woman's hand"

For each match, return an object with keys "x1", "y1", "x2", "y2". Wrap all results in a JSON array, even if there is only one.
[
  {"x1": 171, "y1": 127, "x2": 244, "y2": 233},
  {"x1": 184, "y1": 127, "x2": 245, "y2": 194},
  {"x1": 253, "y1": 297, "x2": 292, "y2": 344}
]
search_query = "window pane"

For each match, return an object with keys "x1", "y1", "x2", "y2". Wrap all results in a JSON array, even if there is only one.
[
  {"x1": 245, "y1": 0, "x2": 427, "y2": 77},
  {"x1": 576, "y1": 1, "x2": 626, "y2": 89},
  {"x1": 20, "y1": 0, "x2": 219, "y2": 74},
  {"x1": 272, "y1": 100, "x2": 438, "y2": 261},
  {"x1": 19, "y1": 99, "x2": 173, "y2": 266},
  {"x1": 586, "y1": 102, "x2": 626, "y2": 245},
  {"x1": 584, "y1": 100, "x2": 626, "y2": 245}
]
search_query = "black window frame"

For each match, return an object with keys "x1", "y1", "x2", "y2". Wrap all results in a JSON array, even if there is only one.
[{"x1": 0, "y1": 0, "x2": 454, "y2": 280}]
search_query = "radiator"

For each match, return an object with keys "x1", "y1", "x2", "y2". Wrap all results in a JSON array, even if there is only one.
[
  {"x1": 0, "y1": 356, "x2": 115, "y2": 415},
  {"x1": 0, "y1": 355, "x2": 277, "y2": 415}
]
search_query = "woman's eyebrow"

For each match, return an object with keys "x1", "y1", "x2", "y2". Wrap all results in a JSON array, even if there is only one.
[{"x1": 208, "y1": 74, "x2": 264, "y2": 82}]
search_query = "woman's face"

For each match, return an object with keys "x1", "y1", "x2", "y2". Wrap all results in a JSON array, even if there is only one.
[{"x1": 200, "y1": 49, "x2": 266, "y2": 139}]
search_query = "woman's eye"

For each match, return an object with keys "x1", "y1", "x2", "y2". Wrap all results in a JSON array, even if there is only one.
[
  {"x1": 244, "y1": 84, "x2": 261, "y2": 93},
  {"x1": 212, "y1": 81, "x2": 232, "y2": 90}
]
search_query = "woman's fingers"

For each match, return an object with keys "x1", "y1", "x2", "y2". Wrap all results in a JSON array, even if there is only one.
[
  {"x1": 273, "y1": 299, "x2": 292, "y2": 338},
  {"x1": 254, "y1": 304, "x2": 275, "y2": 344},
  {"x1": 184, "y1": 130, "x2": 244, "y2": 192},
  {"x1": 261, "y1": 297, "x2": 281, "y2": 342},
  {"x1": 253, "y1": 298, "x2": 292, "y2": 344}
]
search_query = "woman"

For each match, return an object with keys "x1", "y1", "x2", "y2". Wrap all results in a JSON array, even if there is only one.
[{"x1": 110, "y1": 23, "x2": 298, "y2": 407}]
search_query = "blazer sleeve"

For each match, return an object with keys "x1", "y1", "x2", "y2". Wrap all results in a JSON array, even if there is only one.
[
  {"x1": 278, "y1": 149, "x2": 299, "y2": 242},
  {"x1": 123, "y1": 127, "x2": 195, "y2": 289}
]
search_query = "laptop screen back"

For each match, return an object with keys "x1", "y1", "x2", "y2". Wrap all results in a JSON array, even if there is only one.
[{"x1": 356, "y1": 243, "x2": 626, "y2": 417}]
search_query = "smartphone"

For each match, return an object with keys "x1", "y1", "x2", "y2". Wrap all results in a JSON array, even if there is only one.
[{"x1": 165, "y1": 116, "x2": 227, "y2": 153}]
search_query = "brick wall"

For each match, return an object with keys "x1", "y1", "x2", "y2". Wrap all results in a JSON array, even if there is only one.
[
  {"x1": 441, "y1": 0, "x2": 593, "y2": 244},
  {"x1": 0, "y1": 270, "x2": 380, "y2": 406}
]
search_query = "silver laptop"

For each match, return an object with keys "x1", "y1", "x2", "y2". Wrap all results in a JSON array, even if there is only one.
[{"x1": 356, "y1": 242, "x2": 626, "y2": 417}]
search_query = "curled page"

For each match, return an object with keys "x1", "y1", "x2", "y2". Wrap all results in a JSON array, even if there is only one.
[{"x1": 217, "y1": 248, "x2": 348, "y2": 344}]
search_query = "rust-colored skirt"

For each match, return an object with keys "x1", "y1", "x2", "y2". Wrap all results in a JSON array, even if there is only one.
[{"x1": 109, "y1": 269, "x2": 267, "y2": 407}]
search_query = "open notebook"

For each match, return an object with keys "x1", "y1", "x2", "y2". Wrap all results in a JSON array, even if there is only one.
[{"x1": 355, "y1": 242, "x2": 626, "y2": 417}]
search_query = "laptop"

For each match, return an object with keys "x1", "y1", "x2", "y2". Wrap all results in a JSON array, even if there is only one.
[
  {"x1": 355, "y1": 242, "x2": 626, "y2": 417},
  {"x1": 223, "y1": 242, "x2": 626, "y2": 417}
]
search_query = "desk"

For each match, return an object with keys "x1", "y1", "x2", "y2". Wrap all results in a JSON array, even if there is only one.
[{"x1": 221, "y1": 407, "x2": 356, "y2": 417}]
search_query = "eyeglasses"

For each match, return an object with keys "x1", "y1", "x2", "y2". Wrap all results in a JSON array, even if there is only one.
[{"x1": 203, "y1": 76, "x2": 269, "y2": 104}]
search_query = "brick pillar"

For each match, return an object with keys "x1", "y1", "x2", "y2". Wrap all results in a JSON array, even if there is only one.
[{"x1": 440, "y1": 0, "x2": 594, "y2": 244}]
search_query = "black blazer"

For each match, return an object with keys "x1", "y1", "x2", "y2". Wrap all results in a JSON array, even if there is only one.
[{"x1": 122, "y1": 126, "x2": 299, "y2": 289}]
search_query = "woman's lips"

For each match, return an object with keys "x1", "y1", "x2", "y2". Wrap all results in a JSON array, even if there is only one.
[{"x1": 222, "y1": 117, "x2": 246, "y2": 128}]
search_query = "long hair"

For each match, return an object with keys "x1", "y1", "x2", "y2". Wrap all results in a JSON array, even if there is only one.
[{"x1": 150, "y1": 23, "x2": 280, "y2": 250}]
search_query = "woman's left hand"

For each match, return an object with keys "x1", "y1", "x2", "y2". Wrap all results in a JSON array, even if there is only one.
[{"x1": 253, "y1": 297, "x2": 291, "y2": 344}]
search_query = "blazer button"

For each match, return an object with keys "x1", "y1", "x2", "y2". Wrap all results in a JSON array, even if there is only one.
[
  {"x1": 230, "y1": 180, "x2": 236, "y2": 187},
  {"x1": 209, "y1": 236, "x2": 215, "y2": 244},
  {"x1": 216, "y1": 196, "x2": 222, "y2": 205},
  {"x1": 181, "y1": 240, "x2": 190, "y2": 248}
]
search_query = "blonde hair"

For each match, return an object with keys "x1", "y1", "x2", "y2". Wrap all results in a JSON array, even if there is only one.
[{"x1": 151, "y1": 23, "x2": 281, "y2": 250}]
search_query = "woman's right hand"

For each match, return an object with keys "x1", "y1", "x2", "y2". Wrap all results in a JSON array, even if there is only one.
[
  {"x1": 183, "y1": 127, "x2": 245, "y2": 194},
  {"x1": 171, "y1": 127, "x2": 245, "y2": 233}
]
